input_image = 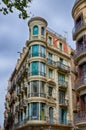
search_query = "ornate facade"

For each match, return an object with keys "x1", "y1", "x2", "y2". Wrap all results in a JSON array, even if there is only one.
[{"x1": 4, "y1": 17, "x2": 75, "y2": 130}]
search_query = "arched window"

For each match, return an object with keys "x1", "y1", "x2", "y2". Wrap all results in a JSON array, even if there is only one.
[
  {"x1": 33, "y1": 25, "x2": 38, "y2": 35},
  {"x1": 41, "y1": 27, "x2": 45, "y2": 35}
]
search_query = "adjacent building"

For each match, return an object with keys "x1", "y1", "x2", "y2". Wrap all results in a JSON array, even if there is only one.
[
  {"x1": 4, "y1": 17, "x2": 75, "y2": 130},
  {"x1": 72, "y1": 0, "x2": 86, "y2": 130}
]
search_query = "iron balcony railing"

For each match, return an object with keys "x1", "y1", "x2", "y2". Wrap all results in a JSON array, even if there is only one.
[
  {"x1": 75, "y1": 77, "x2": 86, "y2": 90},
  {"x1": 28, "y1": 93, "x2": 46, "y2": 98},
  {"x1": 28, "y1": 52, "x2": 46, "y2": 58},
  {"x1": 28, "y1": 71, "x2": 46, "y2": 77},
  {"x1": 57, "y1": 61, "x2": 70, "y2": 72},
  {"x1": 58, "y1": 80, "x2": 68, "y2": 88},
  {"x1": 47, "y1": 58, "x2": 56, "y2": 66},
  {"x1": 59, "y1": 99, "x2": 68, "y2": 106},
  {"x1": 74, "y1": 111, "x2": 86, "y2": 124},
  {"x1": 72, "y1": 21, "x2": 86, "y2": 37},
  {"x1": 16, "y1": 64, "x2": 27, "y2": 83},
  {"x1": 14, "y1": 116, "x2": 46, "y2": 128},
  {"x1": 74, "y1": 45, "x2": 86, "y2": 59}
]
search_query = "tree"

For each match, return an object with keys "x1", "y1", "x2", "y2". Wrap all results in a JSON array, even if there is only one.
[{"x1": 0, "y1": 0, "x2": 32, "y2": 19}]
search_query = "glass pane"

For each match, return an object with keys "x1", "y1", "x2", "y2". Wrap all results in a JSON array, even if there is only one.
[
  {"x1": 41, "y1": 27, "x2": 44, "y2": 35},
  {"x1": 31, "y1": 103, "x2": 39, "y2": 120},
  {"x1": 40, "y1": 62, "x2": 45, "y2": 76},
  {"x1": 49, "y1": 107, "x2": 53, "y2": 123},
  {"x1": 33, "y1": 25, "x2": 38, "y2": 35},
  {"x1": 40, "y1": 103, "x2": 46, "y2": 120},
  {"x1": 32, "y1": 62, "x2": 39, "y2": 75},
  {"x1": 32, "y1": 45, "x2": 39, "y2": 57}
]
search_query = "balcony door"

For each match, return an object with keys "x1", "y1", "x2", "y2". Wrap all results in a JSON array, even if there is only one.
[{"x1": 60, "y1": 108, "x2": 67, "y2": 124}]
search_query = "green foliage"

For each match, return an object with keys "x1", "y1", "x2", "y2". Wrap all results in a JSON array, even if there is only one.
[{"x1": 0, "y1": 0, "x2": 32, "y2": 19}]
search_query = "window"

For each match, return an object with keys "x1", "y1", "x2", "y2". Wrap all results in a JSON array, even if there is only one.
[
  {"x1": 48, "y1": 69, "x2": 53, "y2": 79},
  {"x1": 48, "y1": 87, "x2": 53, "y2": 96},
  {"x1": 59, "y1": 42, "x2": 62, "y2": 50},
  {"x1": 58, "y1": 73, "x2": 65, "y2": 85},
  {"x1": 31, "y1": 81, "x2": 39, "y2": 97},
  {"x1": 29, "y1": 45, "x2": 46, "y2": 58},
  {"x1": 33, "y1": 25, "x2": 38, "y2": 35},
  {"x1": 32, "y1": 45, "x2": 39, "y2": 57},
  {"x1": 30, "y1": 62, "x2": 46, "y2": 76},
  {"x1": 59, "y1": 108, "x2": 67, "y2": 124},
  {"x1": 59, "y1": 90, "x2": 65, "y2": 104},
  {"x1": 31, "y1": 103, "x2": 39, "y2": 120},
  {"x1": 40, "y1": 62, "x2": 46, "y2": 76},
  {"x1": 49, "y1": 107, "x2": 53, "y2": 123},
  {"x1": 48, "y1": 36, "x2": 52, "y2": 45},
  {"x1": 40, "y1": 45, "x2": 46, "y2": 57},
  {"x1": 41, "y1": 27, "x2": 45, "y2": 35},
  {"x1": 40, "y1": 103, "x2": 46, "y2": 120},
  {"x1": 40, "y1": 81, "x2": 45, "y2": 97},
  {"x1": 31, "y1": 61, "x2": 39, "y2": 75}
]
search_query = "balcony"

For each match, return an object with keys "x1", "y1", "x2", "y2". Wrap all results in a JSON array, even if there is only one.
[
  {"x1": 58, "y1": 80, "x2": 68, "y2": 89},
  {"x1": 57, "y1": 61, "x2": 70, "y2": 73},
  {"x1": 28, "y1": 52, "x2": 46, "y2": 58},
  {"x1": 28, "y1": 93, "x2": 46, "y2": 98},
  {"x1": 74, "y1": 46, "x2": 86, "y2": 61},
  {"x1": 16, "y1": 64, "x2": 28, "y2": 83},
  {"x1": 14, "y1": 116, "x2": 47, "y2": 128},
  {"x1": 72, "y1": 21, "x2": 86, "y2": 40},
  {"x1": 74, "y1": 111, "x2": 86, "y2": 124},
  {"x1": 75, "y1": 77, "x2": 86, "y2": 91},
  {"x1": 59, "y1": 99, "x2": 69, "y2": 107},
  {"x1": 28, "y1": 71, "x2": 46, "y2": 77},
  {"x1": 47, "y1": 58, "x2": 56, "y2": 67}
]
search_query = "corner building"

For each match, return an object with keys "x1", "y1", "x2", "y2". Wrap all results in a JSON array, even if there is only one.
[
  {"x1": 4, "y1": 17, "x2": 74, "y2": 130},
  {"x1": 72, "y1": 0, "x2": 86, "y2": 130}
]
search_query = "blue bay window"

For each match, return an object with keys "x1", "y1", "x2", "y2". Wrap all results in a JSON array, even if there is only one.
[
  {"x1": 28, "y1": 45, "x2": 46, "y2": 58},
  {"x1": 29, "y1": 62, "x2": 46, "y2": 76}
]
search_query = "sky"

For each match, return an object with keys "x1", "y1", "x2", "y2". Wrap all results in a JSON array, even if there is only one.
[{"x1": 0, "y1": 0, "x2": 75, "y2": 127}]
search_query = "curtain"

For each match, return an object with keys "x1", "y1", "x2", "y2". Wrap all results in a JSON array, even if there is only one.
[
  {"x1": 32, "y1": 45, "x2": 39, "y2": 57},
  {"x1": 40, "y1": 103, "x2": 46, "y2": 120},
  {"x1": 31, "y1": 103, "x2": 39, "y2": 119},
  {"x1": 32, "y1": 81, "x2": 39, "y2": 96},
  {"x1": 32, "y1": 62, "x2": 38, "y2": 75},
  {"x1": 40, "y1": 62, "x2": 45, "y2": 76},
  {"x1": 40, "y1": 46, "x2": 45, "y2": 57}
]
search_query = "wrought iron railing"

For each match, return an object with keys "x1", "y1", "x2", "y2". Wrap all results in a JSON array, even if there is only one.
[
  {"x1": 57, "y1": 61, "x2": 70, "y2": 72},
  {"x1": 74, "y1": 45, "x2": 86, "y2": 59},
  {"x1": 28, "y1": 93, "x2": 46, "y2": 98},
  {"x1": 28, "y1": 52, "x2": 46, "y2": 58},
  {"x1": 74, "y1": 77, "x2": 86, "y2": 90},
  {"x1": 28, "y1": 71, "x2": 46, "y2": 77},
  {"x1": 74, "y1": 111, "x2": 86, "y2": 124},
  {"x1": 72, "y1": 21, "x2": 86, "y2": 37},
  {"x1": 58, "y1": 80, "x2": 68, "y2": 88},
  {"x1": 47, "y1": 58, "x2": 56, "y2": 66}
]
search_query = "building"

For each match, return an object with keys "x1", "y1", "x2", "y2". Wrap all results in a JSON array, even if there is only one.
[
  {"x1": 4, "y1": 17, "x2": 75, "y2": 130},
  {"x1": 72, "y1": 0, "x2": 86, "y2": 130}
]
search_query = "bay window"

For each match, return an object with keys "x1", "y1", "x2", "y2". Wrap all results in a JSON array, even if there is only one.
[{"x1": 29, "y1": 62, "x2": 46, "y2": 76}]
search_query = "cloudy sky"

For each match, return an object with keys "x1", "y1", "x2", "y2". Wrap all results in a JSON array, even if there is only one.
[{"x1": 0, "y1": 0, "x2": 75, "y2": 127}]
